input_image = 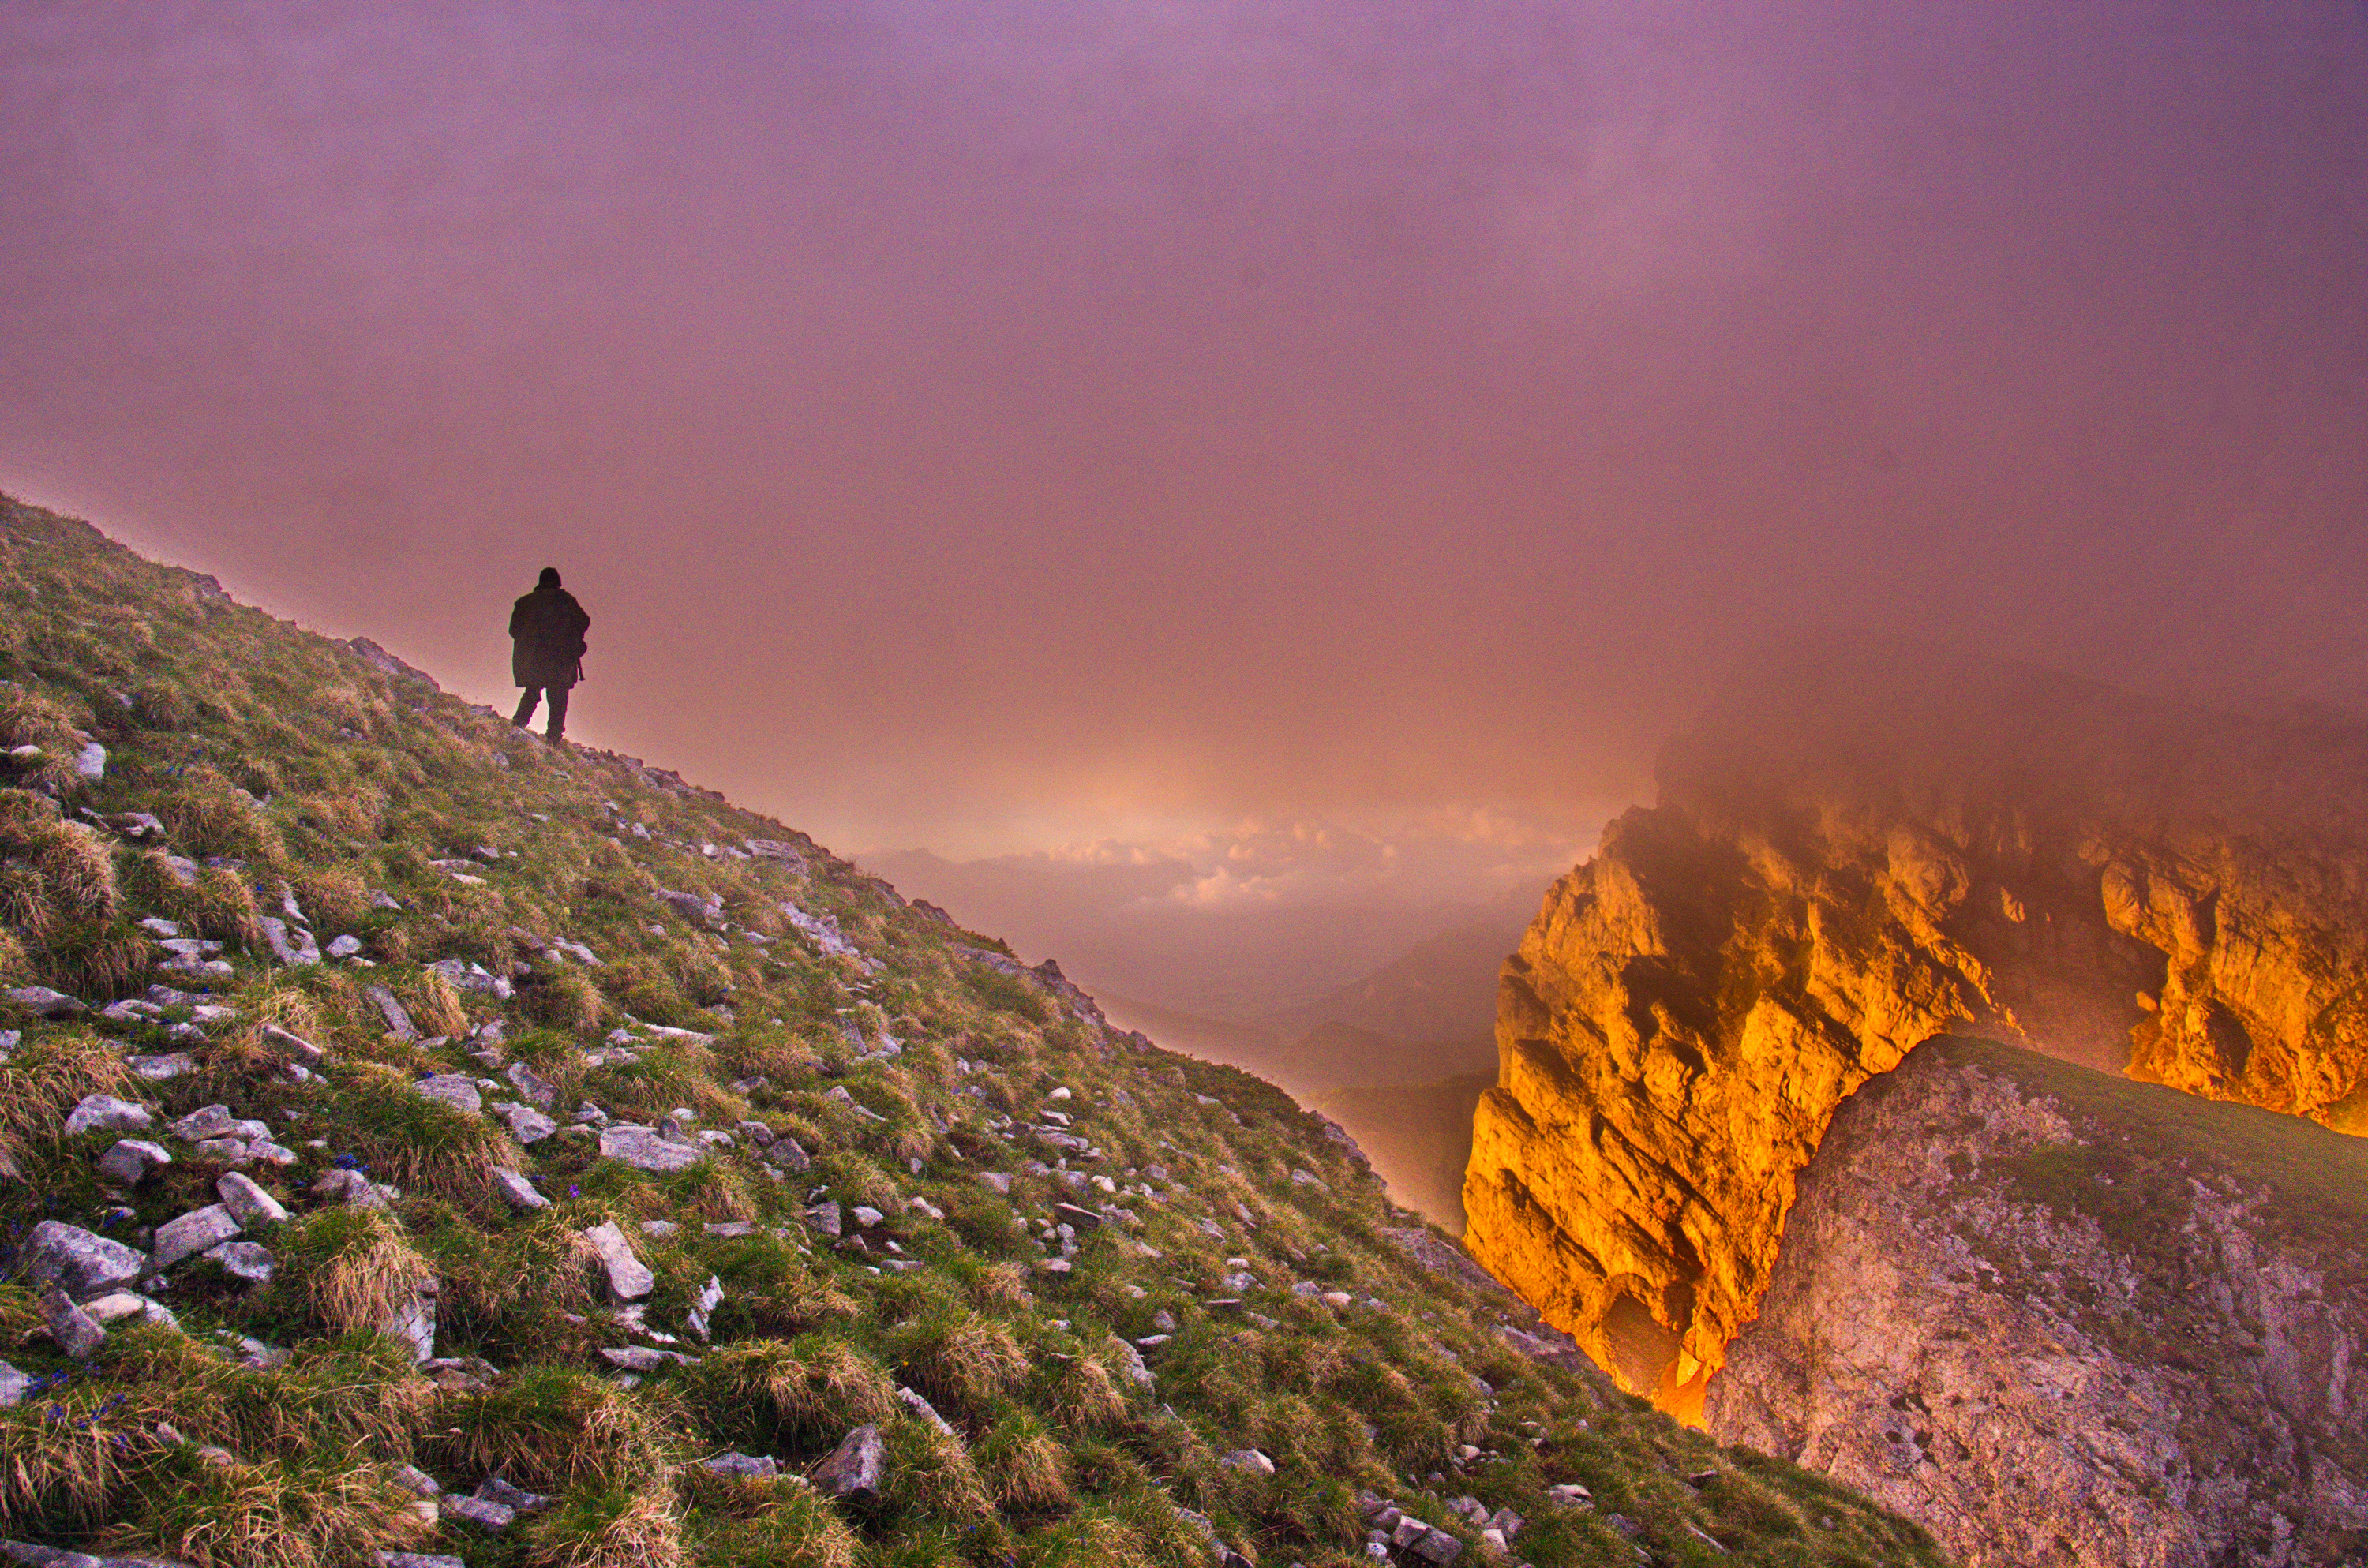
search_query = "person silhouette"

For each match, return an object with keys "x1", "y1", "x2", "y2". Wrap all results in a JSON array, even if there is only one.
[{"x1": 509, "y1": 567, "x2": 590, "y2": 743}]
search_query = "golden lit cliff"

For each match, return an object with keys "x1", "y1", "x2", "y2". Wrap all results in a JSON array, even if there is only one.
[{"x1": 1463, "y1": 639, "x2": 2368, "y2": 1418}]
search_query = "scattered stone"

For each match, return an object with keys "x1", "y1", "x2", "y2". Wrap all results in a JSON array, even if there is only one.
[
  {"x1": 598, "y1": 1125, "x2": 706, "y2": 1173},
  {"x1": 599, "y1": 1345, "x2": 676, "y2": 1373},
  {"x1": 978, "y1": 1171, "x2": 1013, "y2": 1195},
  {"x1": 504, "y1": 1061, "x2": 557, "y2": 1108},
  {"x1": 392, "y1": 1465, "x2": 440, "y2": 1497},
  {"x1": 0, "y1": 1364, "x2": 33, "y2": 1406},
  {"x1": 257, "y1": 916, "x2": 321, "y2": 967},
  {"x1": 208, "y1": 1241, "x2": 276, "y2": 1286},
  {"x1": 153, "y1": 1203, "x2": 244, "y2": 1269},
  {"x1": 380, "y1": 1278, "x2": 438, "y2": 1361},
  {"x1": 73, "y1": 741, "x2": 107, "y2": 783},
  {"x1": 474, "y1": 1476, "x2": 549, "y2": 1514},
  {"x1": 24, "y1": 1221, "x2": 146, "y2": 1298},
  {"x1": 811, "y1": 1424, "x2": 886, "y2": 1502},
  {"x1": 770, "y1": 1135, "x2": 811, "y2": 1172},
  {"x1": 365, "y1": 986, "x2": 419, "y2": 1041},
  {"x1": 1052, "y1": 1202, "x2": 1103, "y2": 1233},
  {"x1": 312, "y1": 1168, "x2": 392, "y2": 1210},
  {"x1": 260, "y1": 1023, "x2": 327, "y2": 1065},
  {"x1": 124, "y1": 1053, "x2": 197, "y2": 1081},
  {"x1": 443, "y1": 1495, "x2": 515, "y2": 1531},
  {"x1": 492, "y1": 1169, "x2": 550, "y2": 1211},
  {"x1": 1220, "y1": 1449, "x2": 1276, "y2": 1476},
  {"x1": 804, "y1": 1201, "x2": 843, "y2": 1238},
  {"x1": 325, "y1": 934, "x2": 364, "y2": 959},
  {"x1": 703, "y1": 1451, "x2": 780, "y2": 1478},
  {"x1": 897, "y1": 1384, "x2": 958, "y2": 1436},
  {"x1": 38, "y1": 1286, "x2": 105, "y2": 1359},
  {"x1": 688, "y1": 1274, "x2": 723, "y2": 1340},
  {"x1": 851, "y1": 1204, "x2": 886, "y2": 1229},
  {"x1": 494, "y1": 1102, "x2": 556, "y2": 1143},
  {"x1": 580, "y1": 1221, "x2": 655, "y2": 1300},
  {"x1": 98, "y1": 1139, "x2": 174, "y2": 1185},
  {"x1": 1409, "y1": 1528, "x2": 1464, "y2": 1565},
  {"x1": 414, "y1": 1074, "x2": 482, "y2": 1114},
  {"x1": 64, "y1": 1094, "x2": 151, "y2": 1136},
  {"x1": 215, "y1": 1172, "x2": 289, "y2": 1225},
  {"x1": 1110, "y1": 1337, "x2": 1156, "y2": 1388},
  {"x1": 168, "y1": 1104, "x2": 238, "y2": 1141},
  {"x1": 374, "y1": 1555, "x2": 466, "y2": 1568}
]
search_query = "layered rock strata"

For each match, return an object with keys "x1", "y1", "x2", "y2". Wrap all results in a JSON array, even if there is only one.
[
  {"x1": 1464, "y1": 640, "x2": 2368, "y2": 1416},
  {"x1": 1706, "y1": 1036, "x2": 2368, "y2": 1568}
]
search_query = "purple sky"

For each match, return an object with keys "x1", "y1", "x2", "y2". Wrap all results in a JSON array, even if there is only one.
[{"x1": 4, "y1": 1, "x2": 2364, "y2": 890}]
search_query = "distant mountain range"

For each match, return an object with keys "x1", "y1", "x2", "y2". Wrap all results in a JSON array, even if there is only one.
[{"x1": 1094, "y1": 918, "x2": 1519, "y2": 1231}]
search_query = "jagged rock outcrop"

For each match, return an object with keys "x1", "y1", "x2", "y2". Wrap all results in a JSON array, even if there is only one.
[
  {"x1": 1705, "y1": 1035, "x2": 2368, "y2": 1567},
  {"x1": 1464, "y1": 638, "x2": 2368, "y2": 1416}
]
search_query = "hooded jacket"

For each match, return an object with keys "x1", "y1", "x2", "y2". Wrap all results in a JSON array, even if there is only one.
[{"x1": 509, "y1": 583, "x2": 590, "y2": 688}]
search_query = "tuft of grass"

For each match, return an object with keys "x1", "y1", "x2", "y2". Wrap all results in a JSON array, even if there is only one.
[
  {"x1": 877, "y1": 1414, "x2": 994, "y2": 1525},
  {"x1": 693, "y1": 1477, "x2": 862, "y2": 1568},
  {"x1": 409, "y1": 968, "x2": 471, "y2": 1038},
  {"x1": 0, "y1": 1027, "x2": 131, "y2": 1163},
  {"x1": 0, "y1": 1397, "x2": 132, "y2": 1529},
  {"x1": 437, "y1": 1365, "x2": 676, "y2": 1492},
  {"x1": 975, "y1": 1412, "x2": 1073, "y2": 1514},
  {"x1": 317, "y1": 1068, "x2": 522, "y2": 1202},
  {"x1": 526, "y1": 1480, "x2": 685, "y2": 1568},
  {"x1": 272, "y1": 1207, "x2": 434, "y2": 1338},
  {"x1": 0, "y1": 687, "x2": 86, "y2": 792},
  {"x1": 890, "y1": 1312, "x2": 1029, "y2": 1423},
  {"x1": 685, "y1": 1337, "x2": 894, "y2": 1452},
  {"x1": 117, "y1": 1450, "x2": 425, "y2": 1568},
  {"x1": 530, "y1": 967, "x2": 610, "y2": 1035}
]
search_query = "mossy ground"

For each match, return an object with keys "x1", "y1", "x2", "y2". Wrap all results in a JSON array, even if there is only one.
[{"x1": 0, "y1": 496, "x2": 1951, "y2": 1566}]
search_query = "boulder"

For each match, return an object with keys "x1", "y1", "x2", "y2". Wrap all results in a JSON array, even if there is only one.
[
  {"x1": 492, "y1": 1169, "x2": 550, "y2": 1211},
  {"x1": 208, "y1": 1241, "x2": 275, "y2": 1286},
  {"x1": 24, "y1": 1221, "x2": 145, "y2": 1298},
  {"x1": 365, "y1": 986, "x2": 419, "y2": 1041},
  {"x1": 811, "y1": 1424, "x2": 886, "y2": 1502},
  {"x1": 380, "y1": 1279, "x2": 437, "y2": 1362},
  {"x1": 688, "y1": 1274, "x2": 723, "y2": 1340},
  {"x1": 597, "y1": 1125, "x2": 705, "y2": 1173},
  {"x1": 63, "y1": 1095, "x2": 151, "y2": 1136},
  {"x1": 37, "y1": 1287, "x2": 105, "y2": 1360},
  {"x1": 257, "y1": 916, "x2": 321, "y2": 967},
  {"x1": 153, "y1": 1204, "x2": 244, "y2": 1269},
  {"x1": 504, "y1": 1061, "x2": 557, "y2": 1108},
  {"x1": 413, "y1": 1074, "x2": 482, "y2": 1114},
  {"x1": 215, "y1": 1172, "x2": 289, "y2": 1225},
  {"x1": 474, "y1": 1476, "x2": 549, "y2": 1514},
  {"x1": 495, "y1": 1102, "x2": 556, "y2": 1143},
  {"x1": 579, "y1": 1221, "x2": 654, "y2": 1300},
  {"x1": 8, "y1": 986, "x2": 85, "y2": 1018},
  {"x1": 97, "y1": 1139, "x2": 173, "y2": 1186}
]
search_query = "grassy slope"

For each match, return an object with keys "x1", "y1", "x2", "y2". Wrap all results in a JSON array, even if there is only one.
[
  {"x1": 1931, "y1": 1035, "x2": 2368, "y2": 1286},
  {"x1": 0, "y1": 497, "x2": 1950, "y2": 1568}
]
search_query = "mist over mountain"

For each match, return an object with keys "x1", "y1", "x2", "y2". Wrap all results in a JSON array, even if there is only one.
[{"x1": 862, "y1": 837, "x2": 1553, "y2": 1024}]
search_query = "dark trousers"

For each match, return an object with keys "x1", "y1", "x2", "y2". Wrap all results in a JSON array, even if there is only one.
[{"x1": 512, "y1": 684, "x2": 571, "y2": 737}]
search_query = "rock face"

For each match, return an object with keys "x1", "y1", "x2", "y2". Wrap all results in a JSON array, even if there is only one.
[
  {"x1": 1705, "y1": 1036, "x2": 2368, "y2": 1568},
  {"x1": 1464, "y1": 640, "x2": 2368, "y2": 1416}
]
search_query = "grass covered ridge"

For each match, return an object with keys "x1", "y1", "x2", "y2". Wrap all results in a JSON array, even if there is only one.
[{"x1": 0, "y1": 496, "x2": 1952, "y2": 1566}]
